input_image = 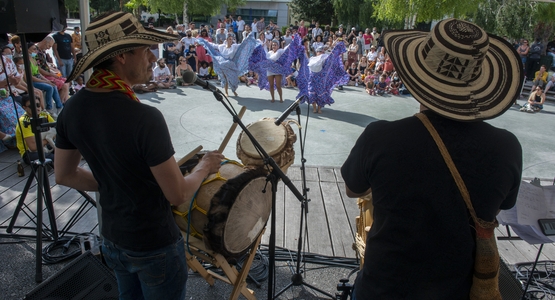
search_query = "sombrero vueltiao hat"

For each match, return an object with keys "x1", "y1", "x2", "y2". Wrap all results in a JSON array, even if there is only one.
[
  {"x1": 383, "y1": 18, "x2": 523, "y2": 121},
  {"x1": 66, "y1": 11, "x2": 177, "y2": 82}
]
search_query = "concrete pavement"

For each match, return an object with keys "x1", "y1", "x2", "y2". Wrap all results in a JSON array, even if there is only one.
[{"x1": 138, "y1": 83, "x2": 555, "y2": 181}]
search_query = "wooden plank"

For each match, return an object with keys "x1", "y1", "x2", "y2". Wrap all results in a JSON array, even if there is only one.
[
  {"x1": 305, "y1": 180, "x2": 333, "y2": 256},
  {"x1": 283, "y1": 180, "x2": 303, "y2": 251},
  {"x1": 320, "y1": 178, "x2": 357, "y2": 258},
  {"x1": 318, "y1": 167, "x2": 337, "y2": 182},
  {"x1": 334, "y1": 167, "x2": 345, "y2": 183}
]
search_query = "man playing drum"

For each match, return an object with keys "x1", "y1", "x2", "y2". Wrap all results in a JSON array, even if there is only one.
[{"x1": 55, "y1": 12, "x2": 224, "y2": 300}]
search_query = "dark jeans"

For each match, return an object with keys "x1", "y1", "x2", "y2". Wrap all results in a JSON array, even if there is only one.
[{"x1": 101, "y1": 235, "x2": 188, "y2": 300}]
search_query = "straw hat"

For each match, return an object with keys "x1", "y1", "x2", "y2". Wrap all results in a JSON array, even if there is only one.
[
  {"x1": 66, "y1": 11, "x2": 176, "y2": 82},
  {"x1": 383, "y1": 18, "x2": 523, "y2": 121}
]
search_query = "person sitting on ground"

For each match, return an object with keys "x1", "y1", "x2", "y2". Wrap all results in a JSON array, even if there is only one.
[
  {"x1": 530, "y1": 64, "x2": 548, "y2": 92},
  {"x1": 374, "y1": 74, "x2": 387, "y2": 95},
  {"x1": 246, "y1": 70, "x2": 258, "y2": 86},
  {"x1": 388, "y1": 71, "x2": 402, "y2": 95},
  {"x1": 285, "y1": 63, "x2": 298, "y2": 88},
  {"x1": 12, "y1": 56, "x2": 45, "y2": 108},
  {"x1": 197, "y1": 61, "x2": 210, "y2": 80},
  {"x1": 364, "y1": 68, "x2": 376, "y2": 95},
  {"x1": 348, "y1": 62, "x2": 360, "y2": 86},
  {"x1": 16, "y1": 94, "x2": 56, "y2": 164},
  {"x1": 153, "y1": 58, "x2": 175, "y2": 89},
  {"x1": 520, "y1": 86, "x2": 546, "y2": 113},
  {"x1": 175, "y1": 57, "x2": 194, "y2": 86},
  {"x1": 132, "y1": 83, "x2": 158, "y2": 94}
]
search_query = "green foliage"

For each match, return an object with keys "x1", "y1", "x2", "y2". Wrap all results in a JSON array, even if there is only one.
[
  {"x1": 494, "y1": 0, "x2": 534, "y2": 40},
  {"x1": 372, "y1": 0, "x2": 482, "y2": 24},
  {"x1": 65, "y1": 0, "x2": 80, "y2": 12},
  {"x1": 89, "y1": 0, "x2": 120, "y2": 13},
  {"x1": 290, "y1": 0, "x2": 335, "y2": 24}
]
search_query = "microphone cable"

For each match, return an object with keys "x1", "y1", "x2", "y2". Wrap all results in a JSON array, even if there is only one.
[{"x1": 42, "y1": 232, "x2": 100, "y2": 264}]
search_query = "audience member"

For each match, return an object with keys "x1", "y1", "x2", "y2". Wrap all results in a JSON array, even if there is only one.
[
  {"x1": 52, "y1": 27, "x2": 76, "y2": 79},
  {"x1": 521, "y1": 86, "x2": 546, "y2": 113},
  {"x1": 15, "y1": 94, "x2": 55, "y2": 164},
  {"x1": 153, "y1": 58, "x2": 175, "y2": 89},
  {"x1": 530, "y1": 64, "x2": 548, "y2": 91}
]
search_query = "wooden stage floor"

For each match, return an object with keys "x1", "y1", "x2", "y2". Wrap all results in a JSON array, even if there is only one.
[{"x1": 1, "y1": 148, "x2": 554, "y2": 268}]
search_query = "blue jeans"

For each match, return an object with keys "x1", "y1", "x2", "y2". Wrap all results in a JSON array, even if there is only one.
[
  {"x1": 101, "y1": 235, "x2": 188, "y2": 300},
  {"x1": 57, "y1": 58, "x2": 74, "y2": 79},
  {"x1": 32, "y1": 82, "x2": 62, "y2": 110}
]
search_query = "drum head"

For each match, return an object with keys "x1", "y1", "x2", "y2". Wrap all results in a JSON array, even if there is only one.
[
  {"x1": 240, "y1": 119, "x2": 287, "y2": 157},
  {"x1": 223, "y1": 176, "x2": 271, "y2": 255},
  {"x1": 204, "y1": 168, "x2": 271, "y2": 258}
]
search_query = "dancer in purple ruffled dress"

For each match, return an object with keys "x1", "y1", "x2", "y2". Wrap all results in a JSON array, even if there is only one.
[
  {"x1": 249, "y1": 34, "x2": 306, "y2": 102},
  {"x1": 298, "y1": 42, "x2": 349, "y2": 113}
]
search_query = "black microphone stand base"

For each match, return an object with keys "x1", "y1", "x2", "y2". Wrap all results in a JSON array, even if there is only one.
[{"x1": 274, "y1": 273, "x2": 335, "y2": 299}]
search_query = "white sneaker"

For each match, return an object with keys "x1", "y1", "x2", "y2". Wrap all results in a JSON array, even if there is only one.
[
  {"x1": 46, "y1": 109, "x2": 58, "y2": 119},
  {"x1": 526, "y1": 107, "x2": 534, "y2": 113},
  {"x1": 355, "y1": 82, "x2": 359, "y2": 87}
]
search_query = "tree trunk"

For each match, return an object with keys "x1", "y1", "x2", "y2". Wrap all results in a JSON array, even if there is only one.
[{"x1": 183, "y1": 2, "x2": 189, "y2": 25}]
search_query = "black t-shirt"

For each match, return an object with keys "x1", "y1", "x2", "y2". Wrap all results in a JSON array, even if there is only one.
[
  {"x1": 56, "y1": 90, "x2": 179, "y2": 251},
  {"x1": 52, "y1": 32, "x2": 73, "y2": 59},
  {"x1": 341, "y1": 110, "x2": 522, "y2": 299}
]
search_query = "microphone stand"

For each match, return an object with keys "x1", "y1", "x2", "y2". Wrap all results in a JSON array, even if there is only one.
[{"x1": 207, "y1": 84, "x2": 332, "y2": 299}]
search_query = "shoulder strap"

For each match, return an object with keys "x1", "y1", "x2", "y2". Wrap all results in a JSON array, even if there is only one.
[{"x1": 415, "y1": 113, "x2": 497, "y2": 229}]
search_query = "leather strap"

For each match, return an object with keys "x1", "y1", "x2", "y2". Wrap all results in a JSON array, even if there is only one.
[{"x1": 415, "y1": 113, "x2": 496, "y2": 229}]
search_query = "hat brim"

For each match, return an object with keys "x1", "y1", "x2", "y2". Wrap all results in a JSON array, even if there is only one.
[
  {"x1": 383, "y1": 29, "x2": 523, "y2": 121},
  {"x1": 66, "y1": 29, "x2": 177, "y2": 82}
]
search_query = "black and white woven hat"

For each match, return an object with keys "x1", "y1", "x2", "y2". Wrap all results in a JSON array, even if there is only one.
[
  {"x1": 66, "y1": 11, "x2": 176, "y2": 82},
  {"x1": 383, "y1": 18, "x2": 523, "y2": 121}
]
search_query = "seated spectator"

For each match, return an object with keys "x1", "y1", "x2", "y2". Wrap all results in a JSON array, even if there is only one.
[
  {"x1": 73, "y1": 76, "x2": 85, "y2": 92},
  {"x1": 175, "y1": 57, "x2": 193, "y2": 86},
  {"x1": 364, "y1": 69, "x2": 376, "y2": 95},
  {"x1": 366, "y1": 45, "x2": 378, "y2": 70},
  {"x1": 198, "y1": 61, "x2": 210, "y2": 80},
  {"x1": 132, "y1": 83, "x2": 158, "y2": 94},
  {"x1": 374, "y1": 74, "x2": 387, "y2": 95},
  {"x1": 15, "y1": 94, "x2": 55, "y2": 164},
  {"x1": 544, "y1": 73, "x2": 555, "y2": 92},
  {"x1": 0, "y1": 55, "x2": 25, "y2": 153},
  {"x1": 153, "y1": 58, "x2": 175, "y2": 89},
  {"x1": 208, "y1": 62, "x2": 218, "y2": 80},
  {"x1": 35, "y1": 36, "x2": 70, "y2": 103},
  {"x1": 520, "y1": 86, "x2": 546, "y2": 113},
  {"x1": 358, "y1": 56, "x2": 368, "y2": 76},
  {"x1": 12, "y1": 56, "x2": 45, "y2": 108},
  {"x1": 247, "y1": 70, "x2": 258, "y2": 86},
  {"x1": 388, "y1": 71, "x2": 402, "y2": 95},
  {"x1": 285, "y1": 67, "x2": 297, "y2": 88},
  {"x1": 530, "y1": 65, "x2": 548, "y2": 92},
  {"x1": 27, "y1": 43, "x2": 63, "y2": 118},
  {"x1": 383, "y1": 56, "x2": 394, "y2": 73},
  {"x1": 347, "y1": 62, "x2": 360, "y2": 86}
]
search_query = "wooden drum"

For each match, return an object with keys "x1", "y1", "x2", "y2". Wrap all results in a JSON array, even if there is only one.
[
  {"x1": 173, "y1": 159, "x2": 272, "y2": 259},
  {"x1": 236, "y1": 118, "x2": 296, "y2": 174},
  {"x1": 354, "y1": 192, "x2": 374, "y2": 269}
]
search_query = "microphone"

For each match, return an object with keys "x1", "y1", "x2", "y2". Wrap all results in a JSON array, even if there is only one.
[
  {"x1": 274, "y1": 96, "x2": 304, "y2": 125},
  {"x1": 182, "y1": 70, "x2": 218, "y2": 92}
]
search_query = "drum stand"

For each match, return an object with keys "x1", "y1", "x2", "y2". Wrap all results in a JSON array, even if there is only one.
[{"x1": 208, "y1": 87, "x2": 332, "y2": 299}]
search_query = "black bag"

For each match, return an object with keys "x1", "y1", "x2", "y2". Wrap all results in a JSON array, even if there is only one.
[{"x1": 530, "y1": 43, "x2": 542, "y2": 59}]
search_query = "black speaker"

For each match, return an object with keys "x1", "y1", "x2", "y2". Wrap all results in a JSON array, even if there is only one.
[
  {"x1": 499, "y1": 258, "x2": 524, "y2": 300},
  {"x1": 24, "y1": 251, "x2": 119, "y2": 300},
  {"x1": 0, "y1": 0, "x2": 66, "y2": 37}
]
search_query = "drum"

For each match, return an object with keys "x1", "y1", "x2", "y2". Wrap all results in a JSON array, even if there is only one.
[
  {"x1": 173, "y1": 159, "x2": 272, "y2": 258},
  {"x1": 236, "y1": 118, "x2": 297, "y2": 173},
  {"x1": 354, "y1": 192, "x2": 374, "y2": 269}
]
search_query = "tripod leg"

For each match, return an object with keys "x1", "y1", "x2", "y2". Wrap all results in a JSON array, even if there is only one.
[
  {"x1": 59, "y1": 191, "x2": 96, "y2": 237},
  {"x1": 41, "y1": 169, "x2": 58, "y2": 241},
  {"x1": 301, "y1": 281, "x2": 335, "y2": 299},
  {"x1": 6, "y1": 166, "x2": 36, "y2": 233},
  {"x1": 35, "y1": 164, "x2": 44, "y2": 283}
]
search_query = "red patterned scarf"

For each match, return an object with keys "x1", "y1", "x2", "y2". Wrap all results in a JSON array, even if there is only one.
[{"x1": 86, "y1": 69, "x2": 140, "y2": 102}]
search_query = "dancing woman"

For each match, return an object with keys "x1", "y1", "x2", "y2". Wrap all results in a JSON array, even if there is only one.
[
  {"x1": 299, "y1": 43, "x2": 349, "y2": 113},
  {"x1": 249, "y1": 34, "x2": 306, "y2": 102},
  {"x1": 196, "y1": 33, "x2": 257, "y2": 97}
]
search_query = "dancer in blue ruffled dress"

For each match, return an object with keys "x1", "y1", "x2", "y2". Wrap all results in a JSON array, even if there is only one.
[
  {"x1": 249, "y1": 34, "x2": 306, "y2": 102},
  {"x1": 299, "y1": 42, "x2": 349, "y2": 113},
  {"x1": 197, "y1": 33, "x2": 258, "y2": 97}
]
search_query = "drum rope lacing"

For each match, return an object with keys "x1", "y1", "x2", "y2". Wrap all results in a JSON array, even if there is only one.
[{"x1": 174, "y1": 159, "x2": 242, "y2": 255}]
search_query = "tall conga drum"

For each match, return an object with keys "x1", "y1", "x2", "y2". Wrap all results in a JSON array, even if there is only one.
[{"x1": 173, "y1": 158, "x2": 272, "y2": 259}]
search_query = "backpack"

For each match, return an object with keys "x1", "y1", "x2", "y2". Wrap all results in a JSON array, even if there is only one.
[{"x1": 530, "y1": 43, "x2": 542, "y2": 59}]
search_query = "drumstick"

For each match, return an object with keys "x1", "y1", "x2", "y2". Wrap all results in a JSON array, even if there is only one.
[
  {"x1": 177, "y1": 145, "x2": 203, "y2": 166},
  {"x1": 218, "y1": 106, "x2": 247, "y2": 153}
]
